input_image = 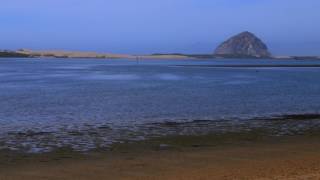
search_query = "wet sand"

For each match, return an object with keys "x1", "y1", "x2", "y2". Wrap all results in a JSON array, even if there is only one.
[
  {"x1": 1, "y1": 135, "x2": 320, "y2": 180},
  {"x1": 175, "y1": 64, "x2": 320, "y2": 68}
]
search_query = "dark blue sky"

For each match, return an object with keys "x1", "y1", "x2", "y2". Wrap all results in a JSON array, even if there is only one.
[{"x1": 1, "y1": 0, "x2": 319, "y2": 55}]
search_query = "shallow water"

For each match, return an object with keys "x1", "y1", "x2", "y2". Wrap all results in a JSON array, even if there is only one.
[{"x1": 0, "y1": 58, "x2": 320, "y2": 153}]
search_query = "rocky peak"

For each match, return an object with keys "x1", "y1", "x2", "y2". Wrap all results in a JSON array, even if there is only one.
[{"x1": 214, "y1": 31, "x2": 271, "y2": 58}]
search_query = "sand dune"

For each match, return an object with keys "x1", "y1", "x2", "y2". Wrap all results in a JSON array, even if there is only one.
[
  {"x1": 17, "y1": 49, "x2": 134, "y2": 59},
  {"x1": 16, "y1": 49, "x2": 192, "y2": 60}
]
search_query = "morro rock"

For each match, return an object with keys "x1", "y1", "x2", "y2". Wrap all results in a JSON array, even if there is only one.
[{"x1": 214, "y1": 31, "x2": 271, "y2": 58}]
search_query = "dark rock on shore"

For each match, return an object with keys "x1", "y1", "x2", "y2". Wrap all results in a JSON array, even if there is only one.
[{"x1": 214, "y1": 31, "x2": 271, "y2": 58}]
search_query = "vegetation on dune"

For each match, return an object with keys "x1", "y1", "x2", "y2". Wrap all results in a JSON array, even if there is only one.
[{"x1": 0, "y1": 51, "x2": 31, "y2": 58}]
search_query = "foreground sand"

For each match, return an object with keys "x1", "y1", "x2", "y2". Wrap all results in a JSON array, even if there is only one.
[{"x1": 1, "y1": 136, "x2": 320, "y2": 180}]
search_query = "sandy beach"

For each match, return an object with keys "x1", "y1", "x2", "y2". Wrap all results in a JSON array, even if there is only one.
[{"x1": 1, "y1": 135, "x2": 320, "y2": 180}]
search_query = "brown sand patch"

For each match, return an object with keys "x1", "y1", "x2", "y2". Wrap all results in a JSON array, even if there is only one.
[{"x1": 1, "y1": 137, "x2": 320, "y2": 180}]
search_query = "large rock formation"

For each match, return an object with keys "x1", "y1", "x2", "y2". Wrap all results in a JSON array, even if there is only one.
[{"x1": 214, "y1": 31, "x2": 271, "y2": 58}]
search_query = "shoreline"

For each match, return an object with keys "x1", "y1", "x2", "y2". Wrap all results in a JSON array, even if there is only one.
[
  {"x1": 1, "y1": 113, "x2": 320, "y2": 156},
  {"x1": 1, "y1": 134, "x2": 320, "y2": 179},
  {"x1": 1, "y1": 56, "x2": 320, "y2": 61},
  {"x1": 1, "y1": 50, "x2": 320, "y2": 60}
]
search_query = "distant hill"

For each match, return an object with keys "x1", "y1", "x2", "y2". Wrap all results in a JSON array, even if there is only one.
[
  {"x1": 1, "y1": 35, "x2": 320, "y2": 60},
  {"x1": 214, "y1": 31, "x2": 271, "y2": 58}
]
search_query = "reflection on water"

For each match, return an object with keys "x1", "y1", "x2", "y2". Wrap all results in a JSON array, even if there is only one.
[
  {"x1": 0, "y1": 58, "x2": 320, "y2": 153},
  {"x1": 156, "y1": 73, "x2": 185, "y2": 80},
  {"x1": 85, "y1": 74, "x2": 141, "y2": 80}
]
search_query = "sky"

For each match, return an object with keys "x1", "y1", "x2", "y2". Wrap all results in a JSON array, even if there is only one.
[{"x1": 0, "y1": 0, "x2": 319, "y2": 55}]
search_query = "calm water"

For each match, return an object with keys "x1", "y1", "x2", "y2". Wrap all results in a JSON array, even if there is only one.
[{"x1": 0, "y1": 58, "x2": 320, "y2": 153}]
